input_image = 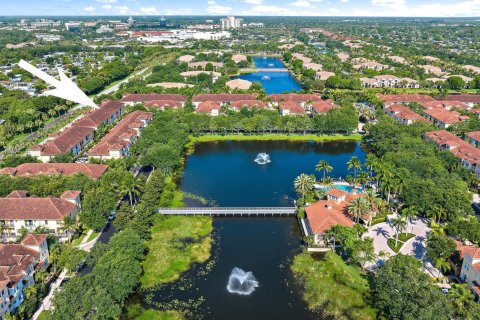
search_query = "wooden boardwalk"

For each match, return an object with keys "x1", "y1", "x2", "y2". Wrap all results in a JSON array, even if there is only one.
[{"x1": 157, "y1": 207, "x2": 296, "y2": 216}]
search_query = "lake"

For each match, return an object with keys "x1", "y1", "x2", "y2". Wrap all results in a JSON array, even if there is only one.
[
  {"x1": 146, "y1": 140, "x2": 365, "y2": 319},
  {"x1": 236, "y1": 57, "x2": 302, "y2": 94}
]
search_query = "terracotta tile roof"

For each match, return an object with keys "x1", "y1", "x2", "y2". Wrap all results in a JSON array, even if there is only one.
[
  {"x1": 21, "y1": 234, "x2": 48, "y2": 246},
  {"x1": 270, "y1": 93, "x2": 322, "y2": 103},
  {"x1": 34, "y1": 126, "x2": 94, "y2": 155},
  {"x1": 60, "y1": 190, "x2": 82, "y2": 199},
  {"x1": 464, "y1": 246, "x2": 480, "y2": 259},
  {"x1": 0, "y1": 163, "x2": 108, "y2": 180},
  {"x1": 192, "y1": 94, "x2": 257, "y2": 103},
  {"x1": 311, "y1": 100, "x2": 338, "y2": 114},
  {"x1": 72, "y1": 100, "x2": 124, "y2": 128},
  {"x1": 326, "y1": 188, "x2": 348, "y2": 198},
  {"x1": 377, "y1": 93, "x2": 436, "y2": 104},
  {"x1": 88, "y1": 111, "x2": 152, "y2": 157},
  {"x1": 229, "y1": 100, "x2": 268, "y2": 109},
  {"x1": 121, "y1": 94, "x2": 187, "y2": 103},
  {"x1": 279, "y1": 101, "x2": 305, "y2": 114},
  {"x1": 6, "y1": 190, "x2": 28, "y2": 198},
  {"x1": 423, "y1": 108, "x2": 469, "y2": 125},
  {"x1": 0, "y1": 243, "x2": 42, "y2": 287},
  {"x1": 0, "y1": 193, "x2": 78, "y2": 220},
  {"x1": 144, "y1": 100, "x2": 184, "y2": 109},
  {"x1": 385, "y1": 104, "x2": 429, "y2": 122},
  {"x1": 226, "y1": 79, "x2": 252, "y2": 90},
  {"x1": 422, "y1": 101, "x2": 471, "y2": 111},
  {"x1": 424, "y1": 130, "x2": 480, "y2": 165},
  {"x1": 466, "y1": 131, "x2": 480, "y2": 142},
  {"x1": 305, "y1": 199, "x2": 354, "y2": 234},
  {"x1": 444, "y1": 94, "x2": 480, "y2": 104},
  {"x1": 196, "y1": 101, "x2": 222, "y2": 113}
]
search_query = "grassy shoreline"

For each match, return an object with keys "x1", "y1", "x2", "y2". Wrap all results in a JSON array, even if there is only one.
[
  {"x1": 140, "y1": 215, "x2": 213, "y2": 289},
  {"x1": 189, "y1": 133, "x2": 362, "y2": 143}
]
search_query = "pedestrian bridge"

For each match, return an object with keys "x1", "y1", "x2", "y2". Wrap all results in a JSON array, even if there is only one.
[
  {"x1": 157, "y1": 207, "x2": 297, "y2": 216},
  {"x1": 240, "y1": 68, "x2": 289, "y2": 73}
]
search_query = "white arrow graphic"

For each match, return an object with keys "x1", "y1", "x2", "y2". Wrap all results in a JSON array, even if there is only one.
[{"x1": 18, "y1": 59, "x2": 97, "y2": 109}]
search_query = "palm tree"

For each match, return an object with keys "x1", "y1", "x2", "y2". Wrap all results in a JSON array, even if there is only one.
[
  {"x1": 294, "y1": 173, "x2": 314, "y2": 205},
  {"x1": 62, "y1": 216, "x2": 76, "y2": 242},
  {"x1": 348, "y1": 197, "x2": 370, "y2": 223},
  {"x1": 448, "y1": 283, "x2": 474, "y2": 309},
  {"x1": 347, "y1": 156, "x2": 362, "y2": 181},
  {"x1": 391, "y1": 216, "x2": 407, "y2": 247},
  {"x1": 357, "y1": 171, "x2": 370, "y2": 190},
  {"x1": 315, "y1": 160, "x2": 333, "y2": 180},
  {"x1": 401, "y1": 206, "x2": 417, "y2": 234},
  {"x1": 120, "y1": 174, "x2": 143, "y2": 206},
  {"x1": 434, "y1": 257, "x2": 451, "y2": 279}
]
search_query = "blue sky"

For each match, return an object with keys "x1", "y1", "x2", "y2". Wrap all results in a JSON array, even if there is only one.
[{"x1": 3, "y1": 0, "x2": 480, "y2": 17}]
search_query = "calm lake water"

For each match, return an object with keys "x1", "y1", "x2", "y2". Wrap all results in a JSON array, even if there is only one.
[
  {"x1": 237, "y1": 57, "x2": 302, "y2": 94},
  {"x1": 145, "y1": 141, "x2": 365, "y2": 319}
]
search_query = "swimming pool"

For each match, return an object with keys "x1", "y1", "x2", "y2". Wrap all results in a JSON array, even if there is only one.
[{"x1": 318, "y1": 183, "x2": 361, "y2": 193}]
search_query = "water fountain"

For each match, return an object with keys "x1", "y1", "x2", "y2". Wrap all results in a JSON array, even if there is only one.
[
  {"x1": 267, "y1": 63, "x2": 275, "y2": 67},
  {"x1": 261, "y1": 75, "x2": 271, "y2": 80},
  {"x1": 226, "y1": 267, "x2": 259, "y2": 295},
  {"x1": 254, "y1": 153, "x2": 271, "y2": 164}
]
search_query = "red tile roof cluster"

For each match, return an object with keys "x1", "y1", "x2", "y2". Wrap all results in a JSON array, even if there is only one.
[
  {"x1": 421, "y1": 100, "x2": 471, "y2": 111},
  {"x1": 0, "y1": 191, "x2": 79, "y2": 220},
  {"x1": 21, "y1": 234, "x2": 48, "y2": 247},
  {"x1": 144, "y1": 100, "x2": 184, "y2": 109},
  {"x1": 423, "y1": 108, "x2": 469, "y2": 125},
  {"x1": 0, "y1": 163, "x2": 108, "y2": 180},
  {"x1": 279, "y1": 101, "x2": 306, "y2": 114},
  {"x1": 73, "y1": 100, "x2": 124, "y2": 128},
  {"x1": 229, "y1": 100, "x2": 268, "y2": 110},
  {"x1": 192, "y1": 94, "x2": 257, "y2": 103},
  {"x1": 270, "y1": 93, "x2": 322, "y2": 103},
  {"x1": 0, "y1": 238, "x2": 46, "y2": 288},
  {"x1": 121, "y1": 93, "x2": 187, "y2": 103},
  {"x1": 88, "y1": 111, "x2": 153, "y2": 157},
  {"x1": 30, "y1": 100, "x2": 125, "y2": 156},
  {"x1": 196, "y1": 101, "x2": 221, "y2": 114},
  {"x1": 466, "y1": 131, "x2": 480, "y2": 143},
  {"x1": 444, "y1": 94, "x2": 480, "y2": 104},
  {"x1": 424, "y1": 130, "x2": 480, "y2": 166},
  {"x1": 33, "y1": 125, "x2": 94, "y2": 156},
  {"x1": 311, "y1": 99, "x2": 338, "y2": 114},
  {"x1": 385, "y1": 104, "x2": 429, "y2": 123},
  {"x1": 377, "y1": 93, "x2": 436, "y2": 104},
  {"x1": 305, "y1": 188, "x2": 363, "y2": 234}
]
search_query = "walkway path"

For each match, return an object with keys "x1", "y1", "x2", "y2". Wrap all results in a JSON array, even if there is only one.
[
  {"x1": 158, "y1": 207, "x2": 296, "y2": 216},
  {"x1": 365, "y1": 215, "x2": 430, "y2": 269},
  {"x1": 31, "y1": 269, "x2": 68, "y2": 320}
]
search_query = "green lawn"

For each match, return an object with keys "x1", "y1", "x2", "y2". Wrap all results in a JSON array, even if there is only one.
[
  {"x1": 190, "y1": 133, "x2": 362, "y2": 143},
  {"x1": 125, "y1": 304, "x2": 183, "y2": 320},
  {"x1": 140, "y1": 215, "x2": 213, "y2": 288},
  {"x1": 72, "y1": 232, "x2": 87, "y2": 246},
  {"x1": 87, "y1": 231, "x2": 99, "y2": 242},
  {"x1": 291, "y1": 251, "x2": 377, "y2": 320},
  {"x1": 387, "y1": 233, "x2": 415, "y2": 252}
]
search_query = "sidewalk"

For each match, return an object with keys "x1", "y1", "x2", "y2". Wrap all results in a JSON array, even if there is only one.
[{"x1": 32, "y1": 269, "x2": 68, "y2": 320}]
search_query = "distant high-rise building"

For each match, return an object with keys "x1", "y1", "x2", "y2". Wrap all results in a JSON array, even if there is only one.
[
  {"x1": 220, "y1": 16, "x2": 243, "y2": 30},
  {"x1": 65, "y1": 22, "x2": 81, "y2": 32},
  {"x1": 127, "y1": 16, "x2": 135, "y2": 27},
  {"x1": 160, "y1": 16, "x2": 167, "y2": 28}
]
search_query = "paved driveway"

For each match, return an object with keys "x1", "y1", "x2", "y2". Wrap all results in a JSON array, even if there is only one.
[{"x1": 365, "y1": 216, "x2": 430, "y2": 268}]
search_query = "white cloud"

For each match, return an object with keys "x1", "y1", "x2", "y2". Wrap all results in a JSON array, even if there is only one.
[
  {"x1": 115, "y1": 5, "x2": 129, "y2": 14},
  {"x1": 84, "y1": 6, "x2": 96, "y2": 12},
  {"x1": 247, "y1": 5, "x2": 296, "y2": 15},
  {"x1": 102, "y1": 4, "x2": 112, "y2": 9},
  {"x1": 96, "y1": 0, "x2": 117, "y2": 3},
  {"x1": 371, "y1": 0, "x2": 405, "y2": 7},
  {"x1": 140, "y1": 6, "x2": 159, "y2": 15},
  {"x1": 290, "y1": 1, "x2": 314, "y2": 7},
  {"x1": 206, "y1": 1, "x2": 232, "y2": 14},
  {"x1": 243, "y1": 0, "x2": 263, "y2": 4},
  {"x1": 340, "y1": 0, "x2": 349, "y2": 2},
  {"x1": 164, "y1": 8, "x2": 194, "y2": 15}
]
